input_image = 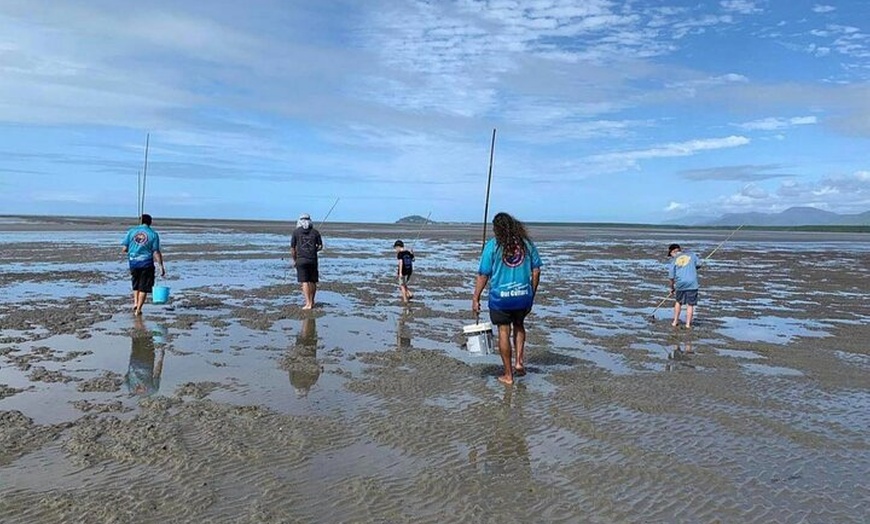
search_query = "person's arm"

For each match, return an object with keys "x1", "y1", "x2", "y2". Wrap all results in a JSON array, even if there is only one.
[
  {"x1": 397, "y1": 258, "x2": 403, "y2": 277},
  {"x1": 316, "y1": 232, "x2": 323, "y2": 252},
  {"x1": 472, "y1": 274, "x2": 489, "y2": 314},
  {"x1": 154, "y1": 250, "x2": 166, "y2": 277},
  {"x1": 669, "y1": 278, "x2": 675, "y2": 295},
  {"x1": 529, "y1": 242, "x2": 542, "y2": 298},
  {"x1": 291, "y1": 246, "x2": 297, "y2": 265}
]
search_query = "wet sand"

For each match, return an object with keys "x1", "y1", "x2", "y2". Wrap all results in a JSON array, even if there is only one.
[{"x1": 1, "y1": 216, "x2": 869, "y2": 523}]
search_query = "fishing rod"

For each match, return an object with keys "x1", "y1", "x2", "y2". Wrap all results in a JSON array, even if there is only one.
[
  {"x1": 137, "y1": 170, "x2": 142, "y2": 218},
  {"x1": 480, "y1": 128, "x2": 496, "y2": 252},
  {"x1": 317, "y1": 197, "x2": 340, "y2": 231},
  {"x1": 649, "y1": 224, "x2": 744, "y2": 320},
  {"x1": 410, "y1": 211, "x2": 432, "y2": 251},
  {"x1": 140, "y1": 133, "x2": 150, "y2": 216},
  {"x1": 703, "y1": 224, "x2": 744, "y2": 261}
]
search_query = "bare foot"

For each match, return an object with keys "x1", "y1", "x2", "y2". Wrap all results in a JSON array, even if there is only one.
[
  {"x1": 497, "y1": 375, "x2": 513, "y2": 385},
  {"x1": 302, "y1": 304, "x2": 313, "y2": 310},
  {"x1": 514, "y1": 366, "x2": 526, "y2": 376},
  {"x1": 671, "y1": 322, "x2": 680, "y2": 329},
  {"x1": 685, "y1": 324, "x2": 692, "y2": 330},
  {"x1": 134, "y1": 308, "x2": 142, "y2": 316}
]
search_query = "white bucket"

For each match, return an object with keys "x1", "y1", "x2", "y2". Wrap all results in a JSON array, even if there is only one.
[{"x1": 463, "y1": 322, "x2": 494, "y2": 354}]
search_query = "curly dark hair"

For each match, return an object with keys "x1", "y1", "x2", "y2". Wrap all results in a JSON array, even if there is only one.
[{"x1": 492, "y1": 212, "x2": 529, "y2": 261}]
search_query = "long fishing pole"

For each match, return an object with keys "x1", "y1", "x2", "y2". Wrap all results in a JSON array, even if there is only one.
[
  {"x1": 649, "y1": 223, "x2": 744, "y2": 319},
  {"x1": 410, "y1": 211, "x2": 432, "y2": 251},
  {"x1": 480, "y1": 128, "x2": 496, "y2": 252},
  {"x1": 140, "y1": 133, "x2": 150, "y2": 215},
  {"x1": 318, "y1": 197, "x2": 340, "y2": 231},
  {"x1": 137, "y1": 170, "x2": 142, "y2": 218},
  {"x1": 703, "y1": 224, "x2": 743, "y2": 261}
]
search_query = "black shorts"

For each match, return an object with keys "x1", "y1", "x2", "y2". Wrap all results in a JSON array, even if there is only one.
[
  {"x1": 296, "y1": 261, "x2": 319, "y2": 283},
  {"x1": 130, "y1": 266, "x2": 156, "y2": 293},
  {"x1": 489, "y1": 307, "x2": 531, "y2": 326},
  {"x1": 675, "y1": 289, "x2": 699, "y2": 305}
]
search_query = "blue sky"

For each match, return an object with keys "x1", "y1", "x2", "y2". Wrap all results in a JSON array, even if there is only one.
[{"x1": 1, "y1": 0, "x2": 868, "y2": 223}]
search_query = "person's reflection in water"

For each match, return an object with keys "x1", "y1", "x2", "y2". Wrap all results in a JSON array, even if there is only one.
[
  {"x1": 483, "y1": 385, "x2": 532, "y2": 478},
  {"x1": 396, "y1": 309, "x2": 412, "y2": 350},
  {"x1": 289, "y1": 315, "x2": 322, "y2": 397},
  {"x1": 126, "y1": 315, "x2": 166, "y2": 396},
  {"x1": 666, "y1": 338, "x2": 695, "y2": 371}
]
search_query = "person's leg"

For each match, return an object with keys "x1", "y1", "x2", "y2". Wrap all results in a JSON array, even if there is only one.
[
  {"x1": 134, "y1": 291, "x2": 146, "y2": 314},
  {"x1": 496, "y1": 324, "x2": 513, "y2": 385},
  {"x1": 513, "y1": 317, "x2": 526, "y2": 375},
  {"x1": 672, "y1": 301, "x2": 681, "y2": 327},
  {"x1": 685, "y1": 304, "x2": 695, "y2": 328},
  {"x1": 301, "y1": 283, "x2": 311, "y2": 309},
  {"x1": 309, "y1": 282, "x2": 317, "y2": 308},
  {"x1": 130, "y1": 270, "x2": 139, "y2": 311}
]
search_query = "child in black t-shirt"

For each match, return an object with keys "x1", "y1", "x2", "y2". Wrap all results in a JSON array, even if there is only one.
[{"x1": 394, "y1": 240, "x2": 415, "y2": 303}]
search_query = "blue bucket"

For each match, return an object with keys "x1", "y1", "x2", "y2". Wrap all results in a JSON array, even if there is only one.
[{"x1": 152, "y1": 285, "x2": 170, "y2": 304}]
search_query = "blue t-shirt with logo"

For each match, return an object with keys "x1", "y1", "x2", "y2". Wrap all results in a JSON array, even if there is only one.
[
  {"x1": 123, "y1": 225, "x2": 160, "y2": 269},
  {"x1": 478, "y1": 238, "x2": 542, "y2": 311},
  {"x1": 668, "y1": 251, "x2": 701, "y2": 290}
]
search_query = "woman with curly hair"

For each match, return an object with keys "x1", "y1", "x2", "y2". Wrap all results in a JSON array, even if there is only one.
[{"x1": 472, "y1": 212, "x2": 542, "y2": 385}]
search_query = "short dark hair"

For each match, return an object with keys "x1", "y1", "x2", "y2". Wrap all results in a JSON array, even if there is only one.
[
  {"x1": 141, "y1": 214, "x2": 153, "y2": 226},
  {"x1": 393, "y1": 240, "x2": 404, "y2": 248},
  {"x1": 668, "y1": 243, "x2": 681, "y2": 257}
]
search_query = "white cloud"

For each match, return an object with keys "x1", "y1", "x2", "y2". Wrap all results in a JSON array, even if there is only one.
[
  {"x1": 664, "y1": 201, "x2": 685, "y2": 212},
  {"x1": 737, "y1": 116, "x2": 819, "y2": 131},
  {"x1": 665, "y1": 73, "x2": 749, "y2": 97},
  {"x1": 698, "y1": 171, "x2": 870, "y2": 215},
  {"x1": 719, "y1": 1, "x2": 762, "y2": 15},
  {"x1": 590, "y1": 136, "x2": 750, "y2": 171},
  {"x1": 812, "y1": 5, "x2": 837, "y2": 13}
]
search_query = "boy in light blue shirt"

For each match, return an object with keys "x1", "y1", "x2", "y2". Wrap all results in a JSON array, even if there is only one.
[{"x1": 667, "y1": 243, "x2": 701, "y2": 329}]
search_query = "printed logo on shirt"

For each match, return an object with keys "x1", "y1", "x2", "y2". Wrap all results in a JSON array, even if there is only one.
[
  {"x1": 675, "y1": 254, "x2": 691, "y2": 268},
  {"x1": 133, "y1": 231, "x2": 149, "y2": 245},
  {"x1": 503, "y1": 248, "x2": 525, "y2": 268}
]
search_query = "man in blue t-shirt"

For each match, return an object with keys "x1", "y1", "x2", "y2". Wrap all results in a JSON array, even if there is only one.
[
  {"x1": 472, "y1": 212, "x2": 542, "y2": 385},
  {"x1": 122, "y1": 214, "x2": 166, "y2": 315},
  {"x1": 667, "y1": 243, "x2": 701, "y2": 329}
]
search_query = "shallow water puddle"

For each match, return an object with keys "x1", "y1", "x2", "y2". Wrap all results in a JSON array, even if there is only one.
[
  {"x1": 0, "y1": 312, "x2": 428, "y2": 423},
  {"x1": 716, "y1": 348, "x2": 766, "y2": 360},
  {"x1": 716, "y1": 315, "x2": 831, "y2": 344},
  {"x1": 740, "y1": 362, "x2": 804, "y2": 377},
  {"x1": 545, "y1": 328, "x2": 633, "y2": 375}
]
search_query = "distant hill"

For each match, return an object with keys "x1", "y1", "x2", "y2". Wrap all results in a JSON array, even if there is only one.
[
  {"x1": 705, "y1": 207, "x2": 870, "y2": 227},
  {"x1": 395, "y1": 215, "x2": 433, "y2": 224}
]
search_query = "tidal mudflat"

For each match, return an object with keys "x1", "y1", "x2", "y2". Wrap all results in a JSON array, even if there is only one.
[{"x1": 1, "y1": 216, "x2": 868, "y2": 523}]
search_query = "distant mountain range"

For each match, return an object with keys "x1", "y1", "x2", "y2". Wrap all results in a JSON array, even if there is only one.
[{"x1": 672, "y1": 207, "x2": 870, "y2": 227}]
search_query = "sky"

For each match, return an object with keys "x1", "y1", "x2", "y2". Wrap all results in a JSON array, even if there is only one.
[{"x1": 1, "y1": 0, "x2": 868, "y2": 224}]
